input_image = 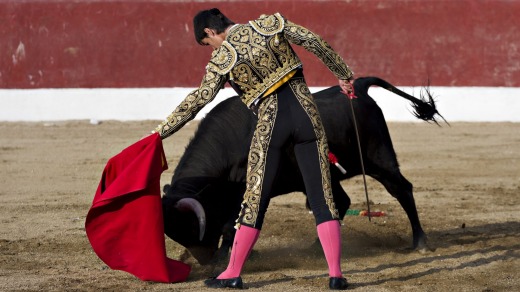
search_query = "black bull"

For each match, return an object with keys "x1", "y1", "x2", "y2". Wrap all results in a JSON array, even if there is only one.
[{"x1": 162, "y1": 77, "x2": 444, "y2": 264}]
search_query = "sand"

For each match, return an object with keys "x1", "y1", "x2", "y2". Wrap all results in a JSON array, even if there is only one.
[{"x1": 1, "y1": 120, "x2": 518, "y2": 291}]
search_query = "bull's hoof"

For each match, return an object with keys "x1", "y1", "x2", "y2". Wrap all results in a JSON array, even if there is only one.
[
  {"x1": 329, "y1": 277, "x2": 349, "y2": 290},
  {"x1": 414, "y1": 236, "x2": 435, "y2": 253},
  {"x1": 204, "y1": 277, "x2": 244, "y2": 289},
  {"x1": 417, "y1": 243, "x2": 435, "y2": 254}
]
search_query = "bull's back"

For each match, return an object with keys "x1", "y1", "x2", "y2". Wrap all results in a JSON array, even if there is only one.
[
  {"x1": 172, "y1": 96, "x2": 255, "y2": 182},
  {"x1": 314, "y1": 85, "x2": 384, "y2": 144},
  {"x1": 173, "y1": 83, "x2": 390, "y2": 190}
]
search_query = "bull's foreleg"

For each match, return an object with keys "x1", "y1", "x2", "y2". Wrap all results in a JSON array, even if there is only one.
[
  {"x1": 213, "y1": 219, "x2": 235, "y2": 263},
  {"x1": 372, "y1": 171, "x2": 431, "y2": 253}
]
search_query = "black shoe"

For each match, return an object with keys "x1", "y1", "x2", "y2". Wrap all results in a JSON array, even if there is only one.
[
  {"x1": 329, "y1": 277, "x2": 349, "y2": 290},
  {"x1": 204, "y1": 277, "x2": 244, "y2": 289}
]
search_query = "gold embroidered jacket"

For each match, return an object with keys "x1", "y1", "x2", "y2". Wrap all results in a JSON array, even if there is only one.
[{"x1": 154, "y1": 13, "x2": 354, "y2": 139}]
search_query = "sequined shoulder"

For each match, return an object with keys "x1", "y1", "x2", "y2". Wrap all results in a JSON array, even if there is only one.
[
  {"x1": 249, "y1": 12, "x2": 285, "y2": 36},
  {"x1": 206, "y1": 41, "x2": 237, "y2": 75}
]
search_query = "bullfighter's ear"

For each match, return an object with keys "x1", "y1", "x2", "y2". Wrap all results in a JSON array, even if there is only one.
[{"x1": 204, "y1": 28, "x2": 214, "y2": 36}]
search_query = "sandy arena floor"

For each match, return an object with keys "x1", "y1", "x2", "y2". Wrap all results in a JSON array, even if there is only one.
[{"x1": 0, "y1": 120, "x2": 518, "y2": 291}]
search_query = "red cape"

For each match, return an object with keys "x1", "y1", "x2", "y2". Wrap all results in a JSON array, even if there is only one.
[{"x1": 85, "y1": 133, "x2": 190, "y2": 283}]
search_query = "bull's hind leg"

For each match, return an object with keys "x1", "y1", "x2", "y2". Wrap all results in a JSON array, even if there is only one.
[
  {"x1": 370, "y1": 169, "x2": 430, "y2": 253},
  {"x1": 306, "y1": 179, "x2": 351, "y2": 219},
  {"x1": 331, "y1": 179, "x2": 351, "y2": 220}
]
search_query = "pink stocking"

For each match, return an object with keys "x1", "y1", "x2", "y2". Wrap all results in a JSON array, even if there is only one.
[
  {"x1": 317, "y1": 220, "x2": 343, "y2": 278},
  {"x1": 217, "y1": 225, "x2": 260, "y2": 279}
]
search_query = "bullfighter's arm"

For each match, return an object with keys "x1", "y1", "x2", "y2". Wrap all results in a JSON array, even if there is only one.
[
  {"x1": 283, "y1": 20, "x2": 354, "y2": 81},
  {"x1": 153, "y1": 69, "x2": 227, "y2": 139}
]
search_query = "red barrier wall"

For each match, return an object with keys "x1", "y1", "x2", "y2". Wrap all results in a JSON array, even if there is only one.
[{"x1": 1, "y1": 0, "x2": 519, "y2": 88}]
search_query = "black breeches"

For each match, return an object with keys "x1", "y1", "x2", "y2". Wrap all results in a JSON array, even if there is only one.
[{"x1": 236, "y1": 73, "x2": 339, "y2": 229}]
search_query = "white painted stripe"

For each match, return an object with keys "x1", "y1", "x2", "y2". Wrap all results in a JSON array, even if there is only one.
[{"x1": 0, "y1": 87, "x2": 519, "y2": 122}]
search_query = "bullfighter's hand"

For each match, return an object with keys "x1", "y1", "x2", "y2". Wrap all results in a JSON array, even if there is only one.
[
  {"x1": 140, "y1": 133, "x2": 154, "y2": 141},
  {"x1": 339, "y1": 78, "x2": 356, "y2": 99}
]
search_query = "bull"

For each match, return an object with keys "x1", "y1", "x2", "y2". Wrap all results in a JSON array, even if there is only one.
[{"x1": 162, "y1": 77, "x2": 445, "y2": 265}]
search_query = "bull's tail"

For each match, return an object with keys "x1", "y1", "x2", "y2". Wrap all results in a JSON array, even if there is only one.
[{"x1": 354, "y1": 77, "x2": 449, "y2": 126}]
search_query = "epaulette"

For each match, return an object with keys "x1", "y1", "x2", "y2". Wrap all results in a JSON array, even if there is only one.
[
  {"x1": 206, "y1": 41, "x2": 237, "y2": 75},
  {"x1": 249, "y1": 12, "x2": 285, "y2": 36}
]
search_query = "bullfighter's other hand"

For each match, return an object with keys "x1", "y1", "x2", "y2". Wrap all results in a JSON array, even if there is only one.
[{"x1": 339, "y1": 78, "x2": 356, "y2": 99}]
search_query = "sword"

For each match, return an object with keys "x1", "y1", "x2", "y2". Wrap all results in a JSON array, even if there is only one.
[{"x1": 341, "y1": 81, "x2": 372, "y2": 221}]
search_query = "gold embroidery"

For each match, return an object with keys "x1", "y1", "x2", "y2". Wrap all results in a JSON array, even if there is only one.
[
  {"x1": 206, "y1": 42, "x2": 237, "y2": 75},
  {"x1": 226, "y1": 21, "x2": 301, "y2": 107},
  {"x1": 237, "y1": 95, "x2": 278, "y2": 228},
  {"x1": 154, "y1": 13, "x2": 352, "y2": 141},
  {"x1": 249, "y1": 13, "x2": 285, "y2": 36},
  {"x1": 289, "y1": 78, "x2": 340, "y2": 220},
  {"x1": 284, "y1": 20, "x2": 353, "y2": 81},
  {"x1": 237, "y1": 77, "x2": 339, "y2": 228},
  {"x1": 225, "y1": 13, "x2": 352, "y2": 108},
  {"x1": 262, "y1": 69, "x2": 296, "y2": 97},
  {"x1": 153, "y1": 67, "x2": 227, "y2": 139}
]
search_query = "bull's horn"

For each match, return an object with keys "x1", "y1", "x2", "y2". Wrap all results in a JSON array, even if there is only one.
[{"x1": 174, "y1": 198, "x2": 206, "y2": 241}]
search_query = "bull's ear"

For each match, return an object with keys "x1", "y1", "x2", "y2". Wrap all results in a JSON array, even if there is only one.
[
  {"x1": 174, "y1": 198, "x2": 207, "y2": 241},
  {"x1": 162, "y1": 195, "x2": 175, "y2": 209},
  {"x1": 163, "y1": 184, "x2": 171, "y2": 194}
]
